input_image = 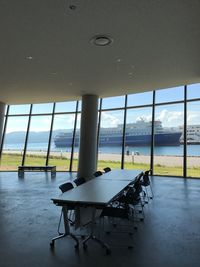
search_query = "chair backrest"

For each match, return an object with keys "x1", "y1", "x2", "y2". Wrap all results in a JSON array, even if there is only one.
[
  {"x1": 103, "y1": 167, "x2": 111, "y2": 173},
  {"x1": 73, "y1": 177, "x2": 86, "y2": 186},
  {"x1": 133, "y1": 172, "x2": 143, "y2": 192},
  {"x1": 93, "y1": 171, "x2": 103, "y2": 177},
  {"x1": 119, "y1": 172, "x2": 143, "y2": 205},
  {"x1": 142, "y1": 170, "x2": 151, "y2": 186},
  {"x1": 124, "y1": 185, "x2": 141, "y2": 205},
  {"x1": 59, "y1": 182, "x2": 74, "y2": 193}
]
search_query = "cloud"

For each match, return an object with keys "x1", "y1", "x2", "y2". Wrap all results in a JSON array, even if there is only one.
[
  {"x1": 101, "y1": 112, "x2": 122, "y2": 127},
  {"x1": 155, "y1": 109, "x2": 184, "y2": 127},
  {"x1": 187, "y1": 111, "x2": 200, "y2": 124},
  {"x1": 155, "y1": 109, "x2": 200, "y2": 126},
  {"x1": 53, "y1": 114, "x2": 76, "y2": 130}
]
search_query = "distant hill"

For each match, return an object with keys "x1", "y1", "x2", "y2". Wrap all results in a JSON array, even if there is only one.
[{"x1": 4, "y1": 130, "x2": 69, "y2": 144}]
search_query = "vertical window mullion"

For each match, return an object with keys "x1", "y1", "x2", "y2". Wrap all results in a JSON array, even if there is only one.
[
  {"x1": 69, "y1": 101, "x2": 79, "y2": 172},
  {"x1": 183, "y1": 85, "x2": 187, "y2": 177},
  {"x1": 46, "y1": 103, "x2": 56, "y2": 166},
  {"x1": 121, "y1": 95, "x2": 127, "y2": 169},
  {"x1": 21, "y1": 105, "x2": 32, "y2": 166},
  {"x1": 150, "y1": 91, "x2": 155, "y2": 174},
  {"x1": 96, "y1": 98, "x2": 102, "y2": 169}
]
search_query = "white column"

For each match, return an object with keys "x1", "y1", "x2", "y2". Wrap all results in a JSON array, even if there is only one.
[
  {"x1": 0, "y1": 102, "x2": 5, "y2": 145},
  {"x1": 77, "y1": 95, "x2": 98, "y2": 180}
]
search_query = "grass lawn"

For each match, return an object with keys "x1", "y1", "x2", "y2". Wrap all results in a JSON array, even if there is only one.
[{"x1": 0, "y1": 153, "x2": 199, "y2": 178}]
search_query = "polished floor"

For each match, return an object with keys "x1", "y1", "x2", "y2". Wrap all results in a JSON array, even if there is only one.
[{"x1": 0, "y1": 172, "x2": 200, "y2": 267}]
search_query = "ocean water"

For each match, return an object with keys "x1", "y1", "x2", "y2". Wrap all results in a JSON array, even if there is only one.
[{"x1": 3, "y1": 142, "x2": 200, "y2": 156}]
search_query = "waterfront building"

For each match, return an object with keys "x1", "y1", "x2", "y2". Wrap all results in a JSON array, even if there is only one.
[{"x1": 180, "y1": 125, "x2": 200, "y2": 144}]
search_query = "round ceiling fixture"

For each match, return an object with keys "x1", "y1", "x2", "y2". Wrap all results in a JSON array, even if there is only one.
[
  {"x1": 26, "y1": 56, "x2": 33, "y2": 60},
  {"x1": 69, "y1": 5, "x2": 76, "y2": 10},
  {"x1": 91, "y1": 35, "x2": 113, "y2": 46}
]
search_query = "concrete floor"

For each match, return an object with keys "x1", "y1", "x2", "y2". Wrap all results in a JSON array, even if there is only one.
[{"x1": 0, "y1": 172, "x2": 200, "y2": 267}]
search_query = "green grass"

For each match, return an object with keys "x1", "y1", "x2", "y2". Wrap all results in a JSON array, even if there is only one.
[{"x1": 0, "y1": 153, "x2": 199, "y2": 178}]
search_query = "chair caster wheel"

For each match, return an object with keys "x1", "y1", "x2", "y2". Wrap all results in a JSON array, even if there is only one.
[
  {"x1": 74, "y1": 244, "x2": 79, "y2": 249},
  {"x1": 83, "y1": 244, "x2": 87, "y2": 249},
  {"x1": 106, "y1": 249, "x2": 111, "y2": 255}
]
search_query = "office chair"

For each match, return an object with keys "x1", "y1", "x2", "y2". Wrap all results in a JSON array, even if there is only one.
[
  {"x1": 115, "y1": 172, "x2": 145, "y2": 221},
  {"x1": 59, "y1": 181, "x2": 74, "y2": 193},
  {"x1": 93, "y1": 171, "x2": 103, "y2": 177},
  {"x1": 117, "y1": 186, "x2": 145, "y2": 223},
  {"x1": 141, "y1": 170, "x2": 154, "y2": 202},
  {"x1": 73, "y1": 177, "x2": 86, "y2": 186},
  {"x1": 100, "y1": 172, "x2": 144, "y2": 242},
  {"x1": 103, "y1": 167, "x2": 111, "y2": 173},
  {"x1": 57, "y1": 182, "x2": 74, "y2": 235},
  {"x1": 100, "y1": 199, "x2": 136, "y2": 249}
]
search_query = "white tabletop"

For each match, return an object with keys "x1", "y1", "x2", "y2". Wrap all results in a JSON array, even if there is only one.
[
  {"x1": 52, "y1": 169, "x2": 143, "y2": 206},
  {"x1": 99, "y1": 169, "x2": 143, "y2": 181}
]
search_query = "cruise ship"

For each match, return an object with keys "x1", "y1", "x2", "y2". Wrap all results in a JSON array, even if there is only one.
[{"x1": 54, "y1": 120, "x2": 182, "y2": 147}]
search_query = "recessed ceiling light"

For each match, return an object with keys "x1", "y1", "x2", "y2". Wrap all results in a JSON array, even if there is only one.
[
  {"x1": 69, "y1": 5, "x2": 76, "y2": 10},
  {"x1": 26, "y1": 56, "x2": 33, "y2": 60},
  {"x1": 116, "y1": 58, "x2": 122, "y2": 63},
  {"x1": 91, "y1": 35, "x2": 113, "y2": 46}
]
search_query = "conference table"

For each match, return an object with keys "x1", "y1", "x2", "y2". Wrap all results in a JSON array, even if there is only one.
[{"x1": 50, "y1": 169, "x2": 143, "y2": 253}]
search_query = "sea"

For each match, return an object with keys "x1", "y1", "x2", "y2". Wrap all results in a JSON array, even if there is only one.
[{"x1": 3, "y1": 142, "x2": 200, "y2": 156}]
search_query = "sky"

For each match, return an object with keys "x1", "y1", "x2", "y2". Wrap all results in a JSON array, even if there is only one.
[{"x1": 5, "y1": 83, "x2": 200, "y2": 132}]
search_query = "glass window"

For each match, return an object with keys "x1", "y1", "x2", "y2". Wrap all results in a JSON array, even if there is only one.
[
  {"x1": 0, "y1": 116, "x2": 29, "y2": 170},
  {"x1": 187, "y1": 101, "x2": 200, "y2": 178},
  {"x1": 101, "y1": 96, "x2": 125, "y2": 109},
  {"x1": 187, "y1": 83, "x2": 200, "y2": 100},
  {"x1": 9, "y1": 104, "x2": 31, "y2": 115},
  {"x1": 48, "y1": 114, "x2": 76, "y2": 171},
  {"x1": 32, "y1": 103, "x2": 53, "y2": 114},
  {"x1": 124, "y1": 107, "x2": 152, "y2": 170},
  {"x1": 78, "y1": 101, "x2": 82, "y2": 112},
  {"x1": 24, "y1": 115, "x2": 52, "y2": 166},
  {"x1": 71, "y1": 113, "x2": 81, "y2": 171},
  {"x1": 127, "y1": 91, "x2": 153, "y2": 107},
  {"x1": 155, "y1": 86, "x2": 184, "y2": 103},
  {"x1": 154, "y1": 104, "x2": 184, "y2": 176},
  {"x1": 97, "y1": 110, "x2": 124, "y2": 170},
  {"x1": 55, "y1": 101, "x2": 77, "y2": 113}
]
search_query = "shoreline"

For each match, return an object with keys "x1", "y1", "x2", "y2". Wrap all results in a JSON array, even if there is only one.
[{"x1": 2, "y1": 150, "x2": 200, "y2": 167}]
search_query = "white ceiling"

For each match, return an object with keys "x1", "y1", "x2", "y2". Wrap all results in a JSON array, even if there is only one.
[{"x1": 0, "y1": 0, "x2": 200, "y2": 104}]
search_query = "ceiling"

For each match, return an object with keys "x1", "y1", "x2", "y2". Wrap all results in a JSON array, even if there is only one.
[{"x1": 0, "y1": 0, "x2": 200, "y2": 104}]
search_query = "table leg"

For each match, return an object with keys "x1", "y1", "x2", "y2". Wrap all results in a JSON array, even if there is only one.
[
  {"x1": 50, "y1": 206, "x2": 79, "y2": 249},
  {"x1": 82, "y1": 208, "x2": 111, "y2": 254}
]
